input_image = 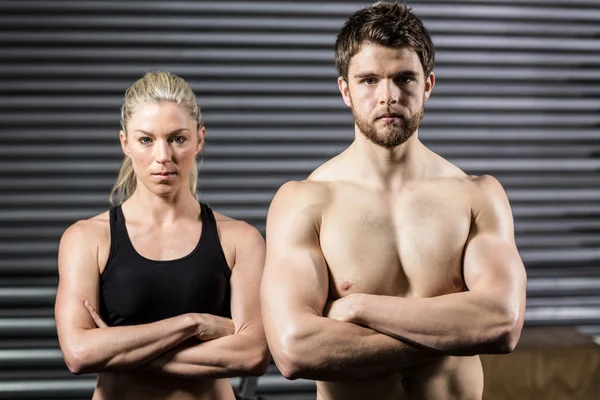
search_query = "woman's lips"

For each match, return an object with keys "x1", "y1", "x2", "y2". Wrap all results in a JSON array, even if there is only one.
[{"x1": 152, "y1": 172, "x2": 176, "y2": 180}]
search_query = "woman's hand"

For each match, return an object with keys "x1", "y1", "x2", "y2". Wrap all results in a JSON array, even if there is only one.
[
  {"x1": 84, "y1": 301, "x2": 234, "y2": 341},
  {"x1": 193, "y1": 314, "x2": 235, "y2": 341},
  {"x1": 84, "y1": 300, "x2": 108, "y2": 328}
]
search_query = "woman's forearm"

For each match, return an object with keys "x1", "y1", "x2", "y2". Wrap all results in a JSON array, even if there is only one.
[
  {"x1": 146, "y1": 325, "x2": 269, "y2": 379},
  {"x1": 62, "y1": 313, "x2": 200, "y2": 374}
]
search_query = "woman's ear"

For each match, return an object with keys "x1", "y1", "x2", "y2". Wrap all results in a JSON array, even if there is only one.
[
  {"x1": 119, "y1": 130, "x2": 130, "y2": 156},
  {"x1": 197, "y1": 125, "x2": 207, "y2": 154}
]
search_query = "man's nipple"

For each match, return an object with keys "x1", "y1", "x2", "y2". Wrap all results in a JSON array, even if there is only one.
[
  {"x1": 340, "y1": 281, "x2": 353, "y2": 291},
  {"x1": 453, "y1": 276, "x2": 465, "y2": 290}
]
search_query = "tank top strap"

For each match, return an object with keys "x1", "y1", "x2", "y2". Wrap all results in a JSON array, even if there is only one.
[
  {"x1": 200, "y1": 202, "x2": 230, "y2": 274},
  {"x1": 200, "y1": 202, "x2": 215, "y2": 227},
  {"x1": 106, "y1": 204, "x2": 135, "y2": 267},
  {"x1": 106, "y1": 205, "x2": 119, "y2": 269},
  {"x1": 109, "y1": 205, "x2": 117, "y2": 235}
]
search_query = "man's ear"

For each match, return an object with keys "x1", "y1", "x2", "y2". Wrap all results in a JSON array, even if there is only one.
[
  {"x1": 338, "y1": 76, "x2": 352, "y2": 108},
  {"x1": 424, "y1": 72, "x2": 435, "y2": 103},
  {"x1": 196, "y1": 125, "x2": 206, "y2": 154},
  {"x1": 119, "y1": 130, "x2": 130, "y2": 157}
]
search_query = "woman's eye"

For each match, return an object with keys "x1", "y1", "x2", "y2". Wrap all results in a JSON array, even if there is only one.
[
  {"x1": 171, "y1": 137, "x2": 186, "y2": 144},
  {"x1": 139, "y1": 137, "x2": 152, "y2": 144}
]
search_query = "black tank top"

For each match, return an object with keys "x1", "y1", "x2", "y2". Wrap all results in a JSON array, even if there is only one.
[{"x1": 99, "y1": 203, "x2": 231, "y2": 326}]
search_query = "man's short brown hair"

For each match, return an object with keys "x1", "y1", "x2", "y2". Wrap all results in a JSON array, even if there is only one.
[{"x1": 335, "y1": 1, "x2": 435, "y2": 79}]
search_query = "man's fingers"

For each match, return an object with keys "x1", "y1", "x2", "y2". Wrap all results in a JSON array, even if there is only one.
[{"x1": 84, "y1": 300, "x2": 109, "y2": 328}]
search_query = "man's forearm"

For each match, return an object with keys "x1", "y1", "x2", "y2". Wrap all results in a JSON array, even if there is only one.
[
  {"x1": 271, "y1": 315, "x2": 440, "y2": 381},
  {"x1": 146, "y1": 328, "x2": 269, "y2": 379},
  {"x1": 348, "y1": 292, "x2": 518, "y2": 355}
]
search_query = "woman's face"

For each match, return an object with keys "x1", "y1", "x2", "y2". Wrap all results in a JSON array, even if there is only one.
[{"x1": 120, "y1": 101, "x2": 204, "y2": 198}]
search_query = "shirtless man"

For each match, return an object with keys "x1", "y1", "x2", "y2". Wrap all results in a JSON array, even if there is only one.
[{"x1": 260, "y1": 2, "x2": 527, "y2": 399}]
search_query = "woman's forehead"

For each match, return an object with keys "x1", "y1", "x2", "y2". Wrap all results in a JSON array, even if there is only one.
[{"x1": 127, "y1": 102, "x2": 195, "y2": 128}]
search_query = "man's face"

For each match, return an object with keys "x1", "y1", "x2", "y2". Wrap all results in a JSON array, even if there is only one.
[{"x1": 338, "y1": 43, "x2": 434, "y2": 148}]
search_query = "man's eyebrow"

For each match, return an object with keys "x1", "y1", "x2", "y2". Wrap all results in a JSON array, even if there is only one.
[
  {"x1": 354, "y1": 70, "x2": 419, "y2": 79},
  {"x1": 396, "y1": 70, "x2": 419, "y2": 78},
  {"x1": 354, "y1": 72, "x2": 377, "y2": 79}
]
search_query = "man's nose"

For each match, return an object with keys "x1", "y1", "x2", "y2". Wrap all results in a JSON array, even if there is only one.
[{"x1": 379, "y1": 80, "x2": 400, "y2": 105}]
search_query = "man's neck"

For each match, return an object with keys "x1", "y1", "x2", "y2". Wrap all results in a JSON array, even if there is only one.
[{"x1": 349, "y1": 129, "x2": 429, "y2": 192}]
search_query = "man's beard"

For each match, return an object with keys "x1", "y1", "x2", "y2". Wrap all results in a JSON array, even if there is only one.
[{"x1": 352, "y1": 104, "x2": 424, "y2": 148}]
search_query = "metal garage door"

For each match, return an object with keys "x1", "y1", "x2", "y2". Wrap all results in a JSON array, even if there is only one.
[{"x1": 0, "y1": 1, "x2": 598, "y2": 398}]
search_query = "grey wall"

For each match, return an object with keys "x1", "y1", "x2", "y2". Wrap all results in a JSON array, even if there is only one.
[{"x1": 0, "y1": 0, "x2": 599, "y2": 398}]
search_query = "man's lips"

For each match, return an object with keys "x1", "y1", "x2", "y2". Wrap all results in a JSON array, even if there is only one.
[
  {"x1": 377, "y1": 113, "x2": 403, "y2": 120},
  {"x1": 377, "y1": 113, "x2": 404, "y2": 123}
]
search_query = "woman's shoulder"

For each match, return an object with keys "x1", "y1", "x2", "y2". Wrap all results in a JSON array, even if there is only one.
[
  {"x1": 57, "y1": 210, "x2": 113, "y2": 274},
  {"x1": 212, "y1": 210, "x2": 265, "y2": 248},
  {"x1": 211, "y1": 211, "x2": 265, "y2": 271},
  {"x1": 59, "y1": 210, "x2": 111, "y2": 249}
]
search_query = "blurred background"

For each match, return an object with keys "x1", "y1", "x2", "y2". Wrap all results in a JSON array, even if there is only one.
[{"x1": 0, "y1": 0, "x2": 599, "y2": 399}]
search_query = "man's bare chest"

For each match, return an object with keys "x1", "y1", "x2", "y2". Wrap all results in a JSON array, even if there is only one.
[{"x1": 319, "y1": 184, "x2": 472, "y2": 299}]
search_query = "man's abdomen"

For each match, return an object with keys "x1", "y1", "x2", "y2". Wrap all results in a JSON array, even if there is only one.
[
  {"x1": 317, "y1": 356, "x2": 483, "y2": 400},
  {"x1": 401, "y1": 355, "x2": 484, "y2": 400},
  {"x1": 317, "y1": 371, "x2": 406, "y2": 400}
]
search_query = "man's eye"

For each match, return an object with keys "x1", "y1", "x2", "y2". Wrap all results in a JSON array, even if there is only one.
[
  {"x1": 363, "y1": 78, "x2": 377, "y2": 85},
  {"x1": 139, "y1": 137, "x2": 152, "y2": 144},
  {"x1": 396, "y1": 77, "x2": 414, "y2": 84}
]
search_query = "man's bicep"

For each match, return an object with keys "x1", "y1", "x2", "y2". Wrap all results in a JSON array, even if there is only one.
[
  {"x1": 463, "y1": 234, "x2": 524, "y2": 293},
  {"x1": 262, "y1": 182, "x2": 330, "y2": 321},
  {"x1": 463, "y1": 176, "x2": 526, "y2": 304}
]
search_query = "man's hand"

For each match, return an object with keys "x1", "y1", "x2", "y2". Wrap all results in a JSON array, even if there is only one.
[
  {"x1": 84, "y1": 300, "x2": 108, "y2": 328},
  {"x1": 324, "y1": 294, "x2": 360, "y2": 323}
]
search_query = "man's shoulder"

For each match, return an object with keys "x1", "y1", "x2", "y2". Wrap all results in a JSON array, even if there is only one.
[
  {"x1": 272, "y1": 179, "x2": 332, "y2": 211},
  {"x1": 426, "y1": 147, "x2": 504, "y2": 194},
  {"x1": 266, "y1": 180, "x2": 330, "y2": 240},
  {"x1": 464, "y1": 174, "x2": 507, "y2": 201},
  {"x1": 463, "y1": 175, "x2": 512, "y2": 222},
  {"x1": 420, "y1": 167, "x2": 509, "y2": 218}
]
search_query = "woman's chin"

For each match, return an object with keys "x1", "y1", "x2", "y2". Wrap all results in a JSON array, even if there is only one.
[{"x1": 144, "y1": 182, "x2": 184, "y2": 198}]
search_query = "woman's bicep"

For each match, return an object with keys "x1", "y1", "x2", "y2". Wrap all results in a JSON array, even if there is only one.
[
  {"x1": 228, "y1": 223, "x2": 266, "y2": 334},
  {"x1": 55, "y1": 222, "x2": 103, "y2": 345}
]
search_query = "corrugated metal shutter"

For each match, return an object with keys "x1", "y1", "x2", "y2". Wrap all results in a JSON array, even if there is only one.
[{"x1": 0, "y1": 0, "x2": 598, "y2": 398}]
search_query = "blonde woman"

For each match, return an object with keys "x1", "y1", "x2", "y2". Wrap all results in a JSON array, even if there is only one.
[{"x1": 55, "y1": 71, "x2": 269, "y2": 400}]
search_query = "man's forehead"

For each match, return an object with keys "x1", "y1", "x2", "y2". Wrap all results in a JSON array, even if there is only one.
[{"x1": 349, "y1": 43, "x2": 422, "y2": 74}]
